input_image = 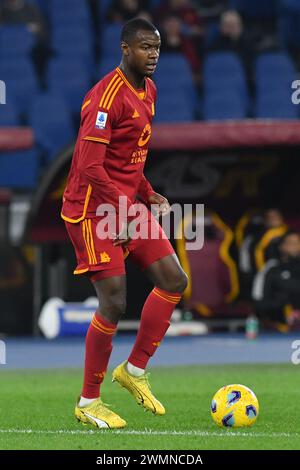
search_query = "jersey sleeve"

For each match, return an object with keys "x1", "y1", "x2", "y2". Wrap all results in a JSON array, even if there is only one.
[
  {"x1": 80, "y1": 80, "x2": 119, "y2": 145},
  {"x1": 77, "y1": 140, "x2": 135, "y2": 217},
  {"x1": 137, "y1": 174, "x2": 155, "y2": 203}
]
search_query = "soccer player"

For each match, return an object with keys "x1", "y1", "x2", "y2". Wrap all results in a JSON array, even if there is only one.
[{"x1": 61, "y1": 18, "x2": 188, "y2": 429}]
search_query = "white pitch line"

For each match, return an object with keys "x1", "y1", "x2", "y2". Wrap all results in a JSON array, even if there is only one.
[{"x1": 0, "y1": 429, "x2": 298, "y2": 438}]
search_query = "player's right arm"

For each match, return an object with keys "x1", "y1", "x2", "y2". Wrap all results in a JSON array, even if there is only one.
[{"x1": 77, "y1": 139, "x2": 132, "y2": 214}]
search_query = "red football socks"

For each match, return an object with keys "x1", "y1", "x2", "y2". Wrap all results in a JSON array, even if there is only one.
[
  {"x1": 81, "y1": 312, "x2": 117, "y2": 398},
  {"x1": 128, "y1": 287, "x2": 182, "y2": 369}
]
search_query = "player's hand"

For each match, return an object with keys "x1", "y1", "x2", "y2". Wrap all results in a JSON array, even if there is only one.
[
  {"x1": 148, "y1": 193, "x2": 170, "y2": 217},
  {"x1": 113, "y1": 222, "x2": 131, "y2": 247}
]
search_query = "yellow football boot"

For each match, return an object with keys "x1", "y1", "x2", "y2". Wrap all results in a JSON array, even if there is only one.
[
  {"x1": 75, "y1": 397, "x2": 126, "y2": 429},
  {"x1": 112, "y1": 361, "x2": 165, "y2": 415}
]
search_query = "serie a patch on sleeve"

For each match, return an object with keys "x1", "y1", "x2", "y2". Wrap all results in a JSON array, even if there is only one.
[{"x1": 95, "y1": 111, "x2": 108, "y2": 129}]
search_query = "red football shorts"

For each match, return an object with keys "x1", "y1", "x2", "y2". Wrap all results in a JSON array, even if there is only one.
[{"x1": 65, "y1": 209, "x2": 175, "y2": 281}]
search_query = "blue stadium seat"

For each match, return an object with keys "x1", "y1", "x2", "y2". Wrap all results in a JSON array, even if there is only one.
[
  {"x1": 155, "y1": 53, "x2": 196, "y2": 104},
  {"x1": 0, "y1": 25, "x2": 36, "y2": 58},
  {"x1": 97, "y1": 58, "x2": 119, "y2": 80},
  {"x1": 280, "y1": 0, "x2": 300, "y2": 12},
  {"x1": 47, "y1": 59, "x2": 91, "y2": 114},
  {"x1": 49, "y1": 0, "x2": 91, "y2": 28},
  {"x1": 278, "y1": 2, "x2": 300, "y2": 48},
  {"x1": 256, "y1": 52, "x2": 295, "y2": 76},
  {"x1": 0, "y1": 58, "x2": 39, "y2": 115},
  {"x1": 51, "y1": 27, "x2": 94, "y2": 73},
  {"x1": 154, "y1": 54, "x2": 197, "y2": 121},
  {"x1": 255, "y1": 91, "x2": 298, "y2": 119},
  {"x1": 203, "y1": 53, "x2": 249, "y2": 110},
  {"x1": 156, "y1": 53, "x2": 193, "y2": 79},
  {"x1": 204, "y1": 74, "x2": 248, "y2": 102},
  {"x1": 155, "y1": 93, "x2": 194, "y2": 122},
  {"x1": 100, "y1": 24, "x2": 123, "y2": 60},
  {"x1": 29, "y1": 94, "x2": 75, "y2": 160},
  {"x1": 0, "y1": 149, "x2": 40, "y2": 189},
  {"x1": 255, "y1": 53, "x2": 296, "y2": 93},
  {"x1": 203, "y1": 91, "x2": 247, "y2": 120},
  {"x1": 0, "y1": 102, "x2": 20, "y2": 126},
  {"x1": 26, "y1": 0, "x2": 49, "y2": 15},
  {"x1": 204, "y1": 52, "x2": 246, "y2": 80},
  {"x1": 229, "y1": 0, "x2": 278, "y2": 18},
  {"x1": 99, "y1": 0, "x2": 112, "y2": 18}
]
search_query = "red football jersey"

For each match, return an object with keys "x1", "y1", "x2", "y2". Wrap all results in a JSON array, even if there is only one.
[{"x1": 61, "y1": 67, "x2": 156, "y2": 223}]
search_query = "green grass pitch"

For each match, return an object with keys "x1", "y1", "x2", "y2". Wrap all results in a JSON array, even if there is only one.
[{"x1": 0, "y1": 364, "x2": 299, "y2": 450}]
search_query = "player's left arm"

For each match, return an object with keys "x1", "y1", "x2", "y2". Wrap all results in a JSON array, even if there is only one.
[
  {"x1": 138, "y1": 175, "x2": 170, "y2": 216},
  {"x1": 138, "y1": 81, "x2": 170, "y2": 216}
]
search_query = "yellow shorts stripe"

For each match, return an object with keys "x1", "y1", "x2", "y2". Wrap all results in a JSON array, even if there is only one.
[
  {"x1": 87, "y1": 219, "x2": 97, "y2": 264},
  {"x1": 82, "y1": 220, "x2": 93, "y2": 265},
  {"x1": 73, "y1": 268, "x2": 89, "y2": 274},
  {"x1": 85, "y1": 219, "x2": 97, "y2": 264}
]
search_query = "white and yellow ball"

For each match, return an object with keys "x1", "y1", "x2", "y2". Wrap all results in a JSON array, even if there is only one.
[{"x1": 211, "y1": 384, "x2": 259, "y2": 428}]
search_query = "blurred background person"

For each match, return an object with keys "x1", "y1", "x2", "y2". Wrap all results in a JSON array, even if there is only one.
[
  {"x1": 237, "y1": 209, "x2": 288, "y2": 300},
  {"x1": 0, "y1": 0, "x2": 46, "y2": 38},
  {"x1": 193, "y1": 0, "x2": 228, "y2": 19},
  {"x1": 160, "y1": 14, "x2": 201, "y2": 81},
  {"x1": 252, "y1": 231, "x2": 300, "y2": 331},
  {"x1": 0, "y1": 0, "x2": 48, "y2": 76},
  {"x1": 107, "y1": 0, "x2": 150, "y2": 23},
  {"x1": 155, "y1": 0, "x2": 205, "y2": 53},
  {"x1": 208, "y1": 10, "x2": 253, "y2": 82}
]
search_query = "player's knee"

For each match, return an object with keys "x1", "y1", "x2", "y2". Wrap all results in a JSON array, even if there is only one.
[
  {"x1": 104, "y1": 294, "x2": 126, "y2": 322},
  {"x1": 173, "y1": 271, "x2": 188, "y2": 294},
  {"x1": 162, "y1": 270, "x2": 188, "y2": 294}
]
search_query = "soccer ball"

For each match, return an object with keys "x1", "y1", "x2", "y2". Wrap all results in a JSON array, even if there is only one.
[{"x1": 211, "y1": 384, "x2": 259, "y2": 428}]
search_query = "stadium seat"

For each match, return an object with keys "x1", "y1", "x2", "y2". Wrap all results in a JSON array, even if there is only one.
[
  {"x1": 203, "y1": 91, "x2": 247, "y2": 120},
  {"x1": 255, "y1": 53, "x2": 297, "y2": 119},
  {"x1": 0, "y1": 58, "x2": 39, "y2": 115},
  {"x1": 49, "y1": 0, "x2": 91, "y2": 28},
  {"x1": 255, "y1": 53, "x2": 296, "y2": 93},
  {"x1": 29, "y1": 94, "x2": 75, "y2": 160},
  {"x1": 51, "y1": 27, "x2": 94, "y2": 73},
  {"x1": 0, "y1": 102, "x2": 20, "y2": 126},
  {"x1": 256, "y1": 52, "x2": 295, "y2": 77},
  {"x1": 255, "y1": 91, "x2": 298, "y2": 119},
  {"x1": 203, "y1": 53, "x2": 249, "y2": 118},
  {"x1": 0, "y1": 149, "x2": 40, "y2": 189},
  {"x1": 47, "y1": 58, "x2": 91, "y2": 114},
  {"x1": 155, "y1": 93, "x2": 194, "y2": 122},
  {"x1": 99, "y1": 0, "x2": 112, "y2": 18},
  {"x1": 280, "y1": 0, "x2": 300, "y2": 13},
  {"x1": 97, "y1": 57, "x2": 119, "y2": 80},
  {"x1": 278, "y1": 2, "x2": 300, "y2": 48},
  {"x1": 204, "y1": 52, "x2": 246, "y2": 81},
  {"x1": 100, "y1": 24, "x2": 123, "y2": 60},
  {"x1": 155, "y1": 53, "x2": 197, "y2": 114},
  {"x1": 0, "y1": 25, "x2": 36, "y2": 58},
  {"x1": 229, "y1": 0, "x2": 278, "y2": 18}
]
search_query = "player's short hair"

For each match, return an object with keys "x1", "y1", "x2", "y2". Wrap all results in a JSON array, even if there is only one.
[{"x1": 121, "y1": 18, "x2": 159, "y2": 44}]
